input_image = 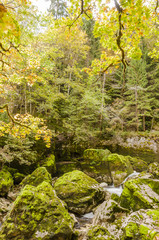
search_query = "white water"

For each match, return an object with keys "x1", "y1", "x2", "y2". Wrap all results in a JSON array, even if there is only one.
[{"x1": 103, "y1": 171, "x2": 139, "y2": 196}]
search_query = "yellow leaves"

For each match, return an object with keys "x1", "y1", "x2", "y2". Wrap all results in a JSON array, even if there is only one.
[{"x1": 0, "y1": 113, "x2": 52, "y2": 147}]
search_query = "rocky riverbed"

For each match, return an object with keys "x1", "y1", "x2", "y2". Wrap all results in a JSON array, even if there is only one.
[{"x1": 0, "y1": 149, "x2": 159, "y2": 239}]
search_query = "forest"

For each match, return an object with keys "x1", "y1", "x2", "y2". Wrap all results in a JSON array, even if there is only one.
[{"x1": 0, "y1": 0, "x2": 159, "y2": 239}]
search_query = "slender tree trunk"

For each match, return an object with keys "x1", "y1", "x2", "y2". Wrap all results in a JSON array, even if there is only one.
[
  {"x1": 100, "y1": 73, "x2": 106, "y2": 131},
  {"x1": 24, "y1": 83, "x2": 27, "y2": 114},
  {"x1": 135, "y1": 86, "x2": 139, "y2": 132},
  {"x1": 68, "y1": 71, "x2": 72, "y2": 96}
]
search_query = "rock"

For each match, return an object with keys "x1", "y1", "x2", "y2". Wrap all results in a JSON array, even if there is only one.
[
  {"x1": 107, "y1": 154, "x2": 133, "y2": 186},
  {"x1": 82, "y1": 149, "x2": 112, "y2": 184},
  {"x1": 148, "y1": 162, "x2": 159, "y2": 179},
  {"x1": 87, "y1": 225, "x2": 115, "y2": 240},
  {"x1": 121, "y1": 209, "x2": 159, "y2": 239},
  {"x1": 20, "y1": 167, "x2": 52, "y2": 187},
  {"x1": 0, "y1": 169, "x2": 14, "y2": 197},
  {"x1": 0, "y1": 198, "x2": 11, "y2": 223},
  {"x1": 13, "y1": 172, "x2": 25, "y2": 184},
  {"x1": 120, "y1": 177, "x2": 159, "y2": 211},
  {"x1": 99, "y1": 182, "x2": 108, "y2": 188},
  {"x1": 93, "y1": 200, "x2": 129, "y2": 227},
  {"x1": 0, "y1": 181, "x2": 75, "y2": 240},
  {"x1": 83, "y1": 149, "x2": 111, "y2": 162},
  {"x1": 54, "y1": 170, "x2": 106, "y2": 214},
  {"x1": 126, "y1": 155, "x2": 148, "y2": 172},
  {"x1": 41, "y1": 154, "x2": 56, "y2": 176}
]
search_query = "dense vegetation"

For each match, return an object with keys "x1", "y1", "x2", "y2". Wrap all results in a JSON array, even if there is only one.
[{"x1": 0, "y1": 0, "x2": 159, "y2": 161}]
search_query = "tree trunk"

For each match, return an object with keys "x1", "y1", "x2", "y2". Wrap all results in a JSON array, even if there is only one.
[
  {"x1": 135, "y1": 86, "x2": 139, "y2": 132},
  {"x1": 100, "y1": 73, "x2": 106, "y2": 131}
]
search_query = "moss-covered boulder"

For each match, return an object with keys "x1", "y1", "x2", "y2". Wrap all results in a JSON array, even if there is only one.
[
  {"x1": 0, "y1": 169, "x2": 14, "y2": 197},
  {"x1": 54, "y1": 170, "x2": 106, "y2": 214},
  {"x1": 83, "y1": 149, "x2": 111, "y2": 162},
  {"x1": 126, "y1": 155, "x2": 148, "y2": 172},
  {"x1": 41, "y1": 154, "x2": 56, "y2": 176},
  {"x1": 121, "y1": 209, "x2": 159, "y2": 240},
  {"x1": 148, "y1": 162, "x2": 159, "y2": 179},
  {"x1": 120, "y1": 177, "x2": 159, "y2": 211},
  {"x1": 82, "y1": 149, "x2": 111, "y2": 183},
  {"x1": 87, "y1": 225, "x2": 115, "y2": 240},
  {"x1": 20, "y1": 167, "x2": 52, "y2": 187},
  {"x1": 0, "y1": 181, "x2": 75, "y2": 240},
  {"x1": 107, "y1": 154, "x2": 133, "y2": 186}
]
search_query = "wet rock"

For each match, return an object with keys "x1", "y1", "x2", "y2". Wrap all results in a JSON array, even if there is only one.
[
  {"x1": 100, "y1": 182, "x2": 108, "y2": 188},
  {"x1": 120, "y1": 177, "x2": 159, "y2": 211},
  {"x1": 54, "y1": 170, "x2": 106, "y2": 215},
  {"x1": 20, "y1": 167, "x2": 52, "y2": 187},
  {"x1": 0, "y1": 169, "x2": 14, "y2": 197},
  {"x1": 0, "y1": 181, "x2": 75, "y2": 240}
]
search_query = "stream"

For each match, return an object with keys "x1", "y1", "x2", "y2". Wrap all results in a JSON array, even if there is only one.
[{"x1": 76, "y1": 171, "x2": 140, "y2": 228}]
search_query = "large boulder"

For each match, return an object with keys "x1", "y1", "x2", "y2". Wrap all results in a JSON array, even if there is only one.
[
  {"x1": 126, "y1": 155, "x2": 148, "y2": 172},
  {"x1": 0, "y1": 169, "x2": 14, "y2": 197},
  {"x1": 0, "y1": 181, "x2": 75, "y2": 240},
  {"x1": 82, "y1": 149, "x2": 111, "y2": 183},
  {"x1": 107, "y1": 154, "x2": 133, "y2": 186},
  {"x1": 120, "y1": 176, "x2": 159, "y2": 211},
  {"x1": 83, "y1": 149, "x2": 111, "y2": 162},
  {"x1": 54, "y1": 170, "x2": 106, "y2": 215},
  {"x1": 121, "y1": 209, "x2": 159, "y2": 240},
  {"x1": 20, "y1": 167, "x2": 52, "y2": 187}
]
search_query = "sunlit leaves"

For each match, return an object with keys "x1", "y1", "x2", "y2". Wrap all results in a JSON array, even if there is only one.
[{"x1": 0, "y1": 113, "x2": 52, "y2": 147}]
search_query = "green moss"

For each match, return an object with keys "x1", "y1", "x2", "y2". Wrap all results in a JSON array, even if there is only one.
[
  {"x1": 0, "y1": 181, "x2": 75, "y2": 240},
  {"x1": 20, "y1": 167, "x2": 52, "y2": 187},
  {"x1": 54, "y1": 170, "x2": 105, "y2": 214},
  {"x1": 41, "y1": 154, "x2": 56, "y2": 176},
  {"x1": 83, "y1": 149, "x2": 111, "y2": 162},
  {"x1": 120, "y1": 178, "x2": 159, "y2": 211},
  {"x1": 0, "y1": 169, "x2": 14, "y2": 197},
  {"x1": 87, "y1": 225, "x2": 115, "y2": 240}
]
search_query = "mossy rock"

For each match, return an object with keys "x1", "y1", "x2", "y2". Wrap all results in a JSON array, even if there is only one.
[
  {"x1": 120, "y1": 177, "x2": 159, "y2": 211},
  {"x1": 87, "y1": 225, "x2": 115, "y2": 240},
  {"x1": 0, "y1": 181, "x2": 75, "y2": 240},
  {"x1": 54, "y1": 170, "x2": 106, "y2": 214},
  {"x1": 126, "y1": 155, "x2": 148, "y2": 172},
  {"x1": 148, "y1": 162, "x2": 159, "y2": 179},
  {"x1": 13, "y1": 172, "x2": 25, "y2": 184},
  {"x1": 83, "y1": 149, "x2": 111, "y2": 162},
  {"x1": 107, "y1": 154, "x2": 133, "y2": 186},
  {"x1": 41, "y1": 154, "x2": 56, "y2": 176},
  {"x1": 93, "y1": 199, "x2": 129, "y2": 227},
  {"x1": 20, "y1": 167, "x2": 52, "y2": 187},
  {"x1": 121, "y1": 209, "x2": 159, "y2": 240},
  {"x1": 0, "y1": 169, "x2": 14, "y2": 197}
]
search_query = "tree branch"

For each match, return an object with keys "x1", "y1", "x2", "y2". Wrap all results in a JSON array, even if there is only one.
[{"x1": 0, "y1": 104, "x2": 31, "y2": 129}]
